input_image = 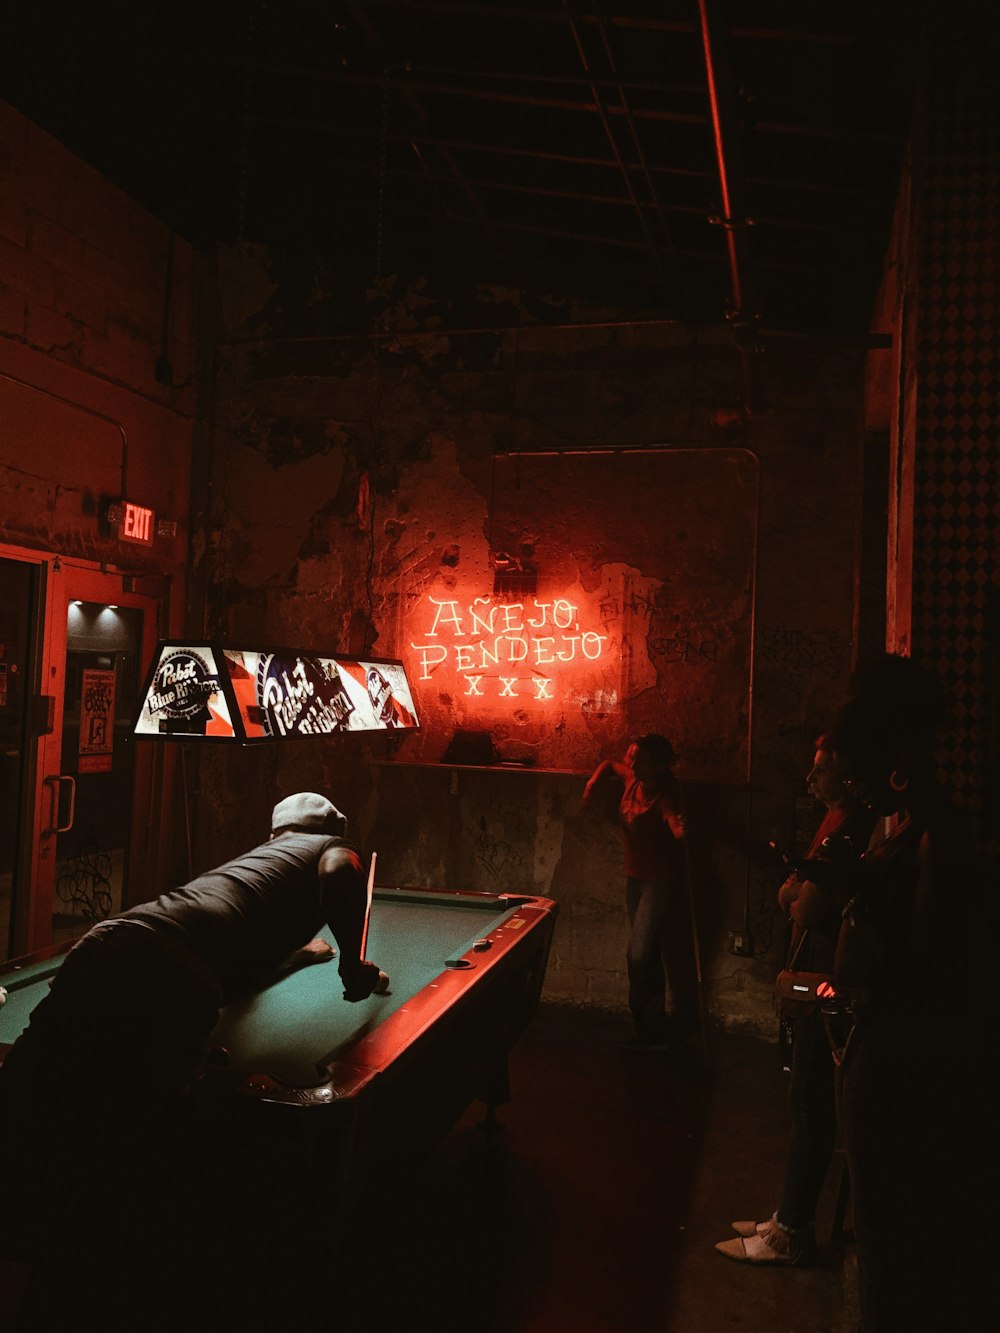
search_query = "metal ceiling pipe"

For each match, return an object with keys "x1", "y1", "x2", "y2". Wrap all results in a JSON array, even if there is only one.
[{"x1": 696, "y1": 0, "x2": 756, "y2": 332}]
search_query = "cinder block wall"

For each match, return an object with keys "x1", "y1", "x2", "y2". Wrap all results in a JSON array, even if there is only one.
[
  {"x1": 1, "y1": 99, "x2": 207, "y2": 898},
  {"x1": 0, "y1": 99, "x2": 201, "y2": 580}
]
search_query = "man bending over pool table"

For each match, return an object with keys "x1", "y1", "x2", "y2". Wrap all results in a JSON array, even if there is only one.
[{"x1": 0, "y1": 791, "x2": 388, "y2": 1322}]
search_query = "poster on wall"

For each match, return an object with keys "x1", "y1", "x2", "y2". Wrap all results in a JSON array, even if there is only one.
[
  {"x1": 133, "y1": 642, "x2": 419, "y2": 743},
  {"x1": 78, "y1": 667, "x2": 117, "y2": 773}
]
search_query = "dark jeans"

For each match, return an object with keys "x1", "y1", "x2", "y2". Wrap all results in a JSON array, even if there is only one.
[
  {"x1": 625, "y1": 876, "x2": 697, "y2": 1040},
  {"x1": 776, "y1": 1015, "x2": 836, "y2": 1233},
  {"x1": 837, "y1": 1003, "x2": 991, "y2": 1332},
  {"x1": 0, "y1": 921, "x2": 221, "y2": 1286}
]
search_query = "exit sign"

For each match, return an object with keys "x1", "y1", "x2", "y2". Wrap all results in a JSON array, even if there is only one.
[{"x1": 108, "y1": 500, "x2": 155, "y2": 546}]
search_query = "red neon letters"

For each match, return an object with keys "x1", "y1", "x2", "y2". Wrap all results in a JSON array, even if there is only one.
[{"x1": 409, "y1": 596, "x2": 607, "y2": 701}]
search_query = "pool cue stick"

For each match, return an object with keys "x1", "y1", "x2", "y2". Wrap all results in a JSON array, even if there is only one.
[
  {"x1": 180, "y1": 747, "x2": 194, "y2": 881},
  {"x1": 360, "y1": 851, "x2": 377, "y2": 960},
  {"x1": 678, "y1": 784, "x2": 711, "y2": 1068}
]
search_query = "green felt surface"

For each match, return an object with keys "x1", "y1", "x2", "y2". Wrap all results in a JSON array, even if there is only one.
[
  {"x1": 0, "y1": 891, "x2": 516, "y2": 1088},
  {"x1": 211, "y1": 891, "x2": 514, "y2": 1085},
  {"x1": 0, "y1": 955, "x2": 62, "y2": 1047}
]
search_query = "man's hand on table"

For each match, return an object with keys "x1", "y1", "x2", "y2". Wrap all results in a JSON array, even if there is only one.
[
  {"x1": 293, "y1": 938, "x2": 338, "y2": 966},
  {"x1": 342, "y1": 959, "x2": 391, "y2": 1001}
]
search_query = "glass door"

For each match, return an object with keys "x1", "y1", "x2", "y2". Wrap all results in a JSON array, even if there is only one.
[
  {"x1": 4, "y1": 551, "x2": 161, "y2": 955},
  {"x1": 51, "y1": 599, "x2": 149, "y2": 941},
  {"x1": 0, "y1": 556, "x2": 40, "y2": 960}
]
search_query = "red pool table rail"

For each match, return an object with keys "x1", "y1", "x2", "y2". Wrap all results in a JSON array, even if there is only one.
[{"x1": 224, "y1": 894, "x2": 557, "y2": 1108}]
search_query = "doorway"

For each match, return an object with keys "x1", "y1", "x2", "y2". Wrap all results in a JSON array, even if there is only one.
[
  {"x1": 0, "y1": 556, "x2": 38, "y2": 957},
  {"x1": 0, "y1": 548, "x2": 161, "y2": 959}
]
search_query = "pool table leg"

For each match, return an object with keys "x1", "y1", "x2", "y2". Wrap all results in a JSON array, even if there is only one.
[{"x1": 475, "y1": 1051, "x2": 510, "y2": 1119}]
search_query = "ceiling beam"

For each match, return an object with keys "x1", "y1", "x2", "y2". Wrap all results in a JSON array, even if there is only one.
[
  {"x1": 378, "y1": 165, "x2": 861, "y2": 234},
  {"x1": 359, "y1": 2, "x2": 862, "y2": 45},
  {"x1": 342, "y1": 0, "x2": 508, "y2": 260},
  {"x1": 392, "y1": 203, "x2": 829, "y2": 274},
  {"x1": 242, "y1": 112, "x2": 876, "y2": 200},
  {"x1": 559, "y1": 0, "x2": 675, "y2": 287},
  {"x1": 220, "y1": 58, "x2": 898, "y2": 142}
]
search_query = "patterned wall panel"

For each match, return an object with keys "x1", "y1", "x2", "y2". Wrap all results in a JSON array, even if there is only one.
[{"x1": 914, "y1": 80, "x2": 999, "y2": 855}]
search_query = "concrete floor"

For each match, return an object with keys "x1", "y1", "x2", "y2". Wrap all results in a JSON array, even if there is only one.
[
  {"x1": 0, "y1": 1004, "x2": 857, "y2": 1333},
  {"x1": 339, "y1": 1005, "x2": 856, "y2": 1333}
]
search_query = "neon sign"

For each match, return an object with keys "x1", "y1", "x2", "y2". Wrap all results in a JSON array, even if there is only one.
[{"x1": 409, "y1": 596, "x2": 607, "y2": 701}]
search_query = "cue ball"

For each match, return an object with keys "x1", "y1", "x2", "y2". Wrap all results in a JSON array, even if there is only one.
[{"x1": 0, "y1": 986, "x2": 6, "y2": 1006}]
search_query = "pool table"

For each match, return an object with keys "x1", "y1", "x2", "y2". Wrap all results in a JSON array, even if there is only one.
[{"x1": 0, "y1": 885, "x2": 558, "y2": 1247}]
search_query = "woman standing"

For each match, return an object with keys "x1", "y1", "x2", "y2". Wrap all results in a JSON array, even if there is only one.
[
  {"x1": 716, "y1": 736, "x2": 874, "y2": 1266},
  {"x1": 828, "y1": 656, "x2": 990, "y2": 1330},
  {"x1": 583, "y1": 734, "x2": 696, "y2": 1049}
]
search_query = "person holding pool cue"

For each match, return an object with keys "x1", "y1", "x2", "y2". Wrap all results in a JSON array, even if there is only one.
[{"x1": 0, "y1": 790, "x2": 389, "y2": 1330}]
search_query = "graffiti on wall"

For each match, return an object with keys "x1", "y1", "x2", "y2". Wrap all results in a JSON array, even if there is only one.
[
  {"x1": 472, "y1": 824, "x2": 527, "y2": 881},
  {"x1": 649, "y1": 631, "x2": 719, "y2": 664},
  {"x1": 462, "y1": 783, "x2": 536, "y2": 883},
  {"x1": 760, "y1": 627, "x2": 844, "y2": 680}
]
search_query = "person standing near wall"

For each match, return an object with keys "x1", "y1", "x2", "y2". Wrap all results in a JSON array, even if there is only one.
[
  {"x1": 825, "y1": 656, "x2": 991, "y2": 1332},
  {"x1": 583, "y1": 734, "x2": 697, "y2": 1050},
  {"x1": 715, "y1": 736, "x2": 875, "y2": 1265}
]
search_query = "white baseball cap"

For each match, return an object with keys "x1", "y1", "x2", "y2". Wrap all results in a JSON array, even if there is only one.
[{"x1": 271, "y1": 792, "x2": 346, "y2": 835}]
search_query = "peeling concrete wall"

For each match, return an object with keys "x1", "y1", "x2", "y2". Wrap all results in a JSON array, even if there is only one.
[
  {"x1": 193, "y1": 256, "x2": 868, "y2": 1035},
  {"x1": 387, "y1": 441, "x2": 755, "y2": 777}
]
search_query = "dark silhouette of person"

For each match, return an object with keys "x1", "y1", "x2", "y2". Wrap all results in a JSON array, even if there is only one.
[
  {"x1": 827, "y1": 655, "x2": 992, "y2": 1331},
  {"x1": 716, "y1": 736, "x2": 874, "y2": 1265},
  {"x1": 0, "y1": 791, "x2": 388, "y2": 1331},
  {"x1": 583, "y1": 734, "x2": 697, "y2": 1048}
]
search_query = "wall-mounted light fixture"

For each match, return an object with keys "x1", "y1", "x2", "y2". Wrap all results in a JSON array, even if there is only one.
[
  {"x1": 133, "y1": 641, "x2": 420, "y2": 743},
  {"x1": 491, "y1": 549, "x2": 537, "y2": 601}
]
